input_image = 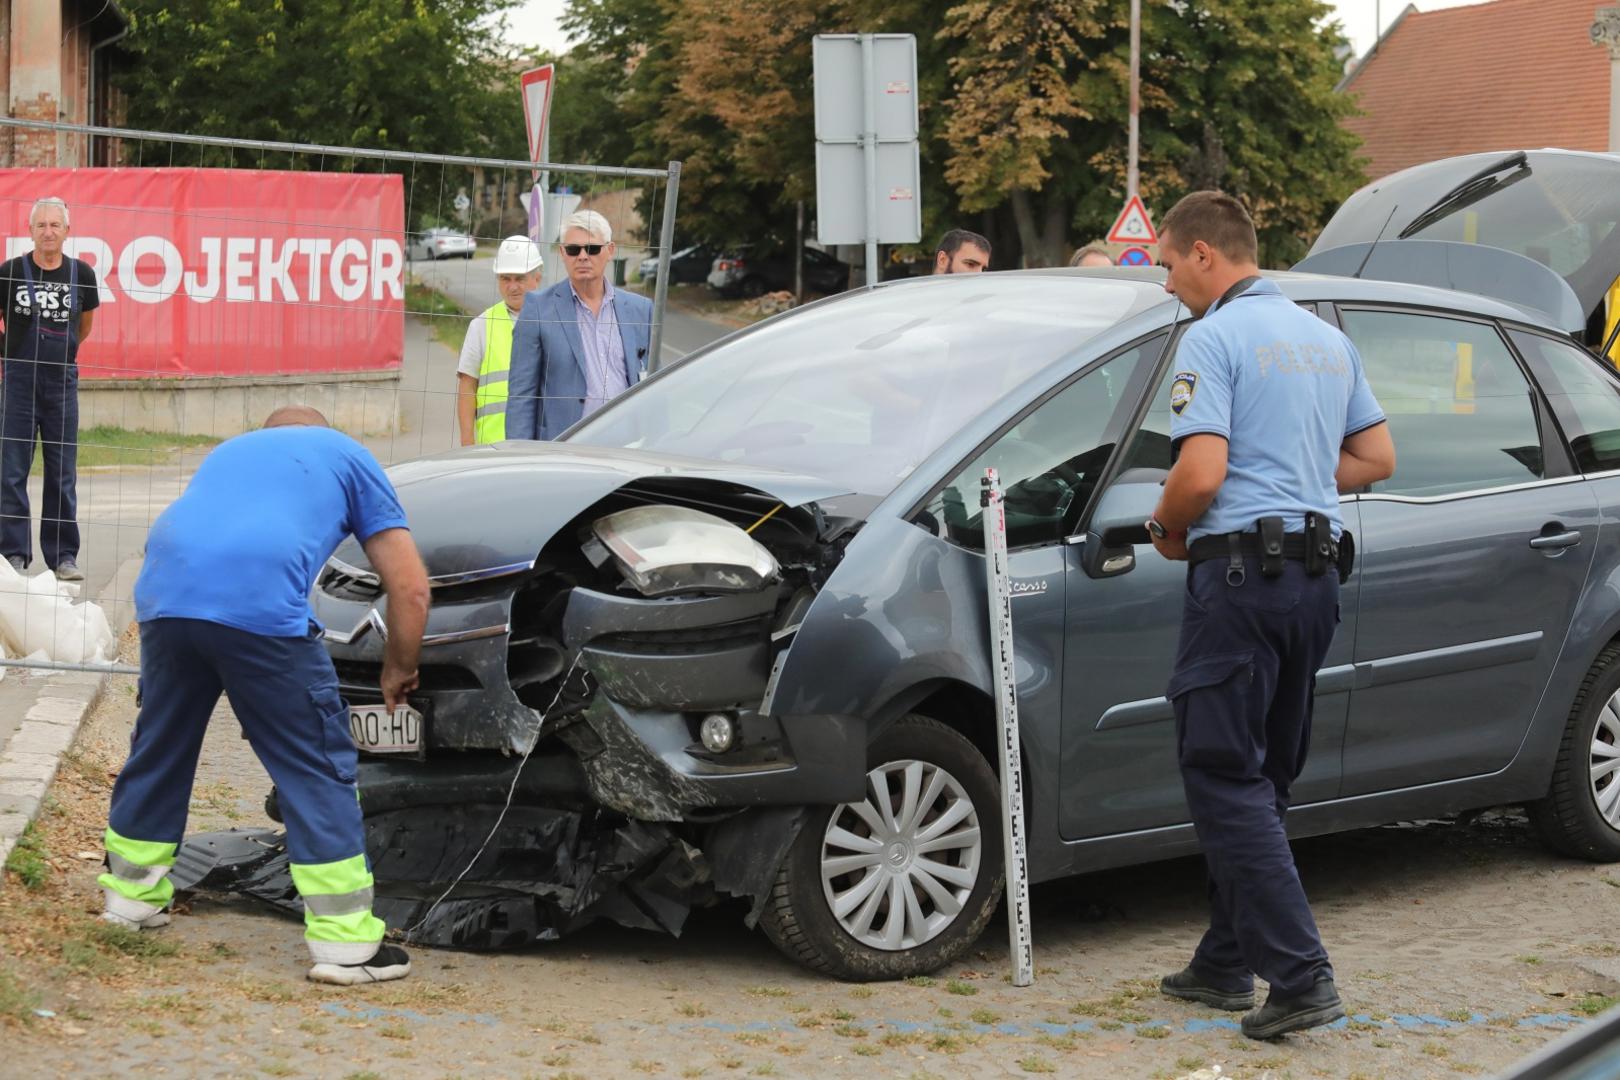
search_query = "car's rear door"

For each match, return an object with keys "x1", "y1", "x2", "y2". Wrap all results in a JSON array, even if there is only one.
[{"x1": 1335, "y1": 306, "x2": 1599, "y2": 795}]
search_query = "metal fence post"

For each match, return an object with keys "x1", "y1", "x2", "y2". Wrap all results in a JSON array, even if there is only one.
[{"x1": 648, "y1": 160, "x2": 682, "y2": 372}]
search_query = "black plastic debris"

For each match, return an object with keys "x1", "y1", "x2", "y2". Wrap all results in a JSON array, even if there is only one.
[{"x1": 174, "y1": 804, "x2": 709, "y2": 949}]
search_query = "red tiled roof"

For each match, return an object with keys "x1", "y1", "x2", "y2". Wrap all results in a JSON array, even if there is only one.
[{"x1": 1342, "y1": 0, "x2": 1612, "y2": 181}]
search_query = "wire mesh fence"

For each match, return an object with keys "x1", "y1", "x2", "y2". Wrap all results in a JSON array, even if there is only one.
[{"x1": 0, "y1": 116, "x2": 680, "y2": 675}]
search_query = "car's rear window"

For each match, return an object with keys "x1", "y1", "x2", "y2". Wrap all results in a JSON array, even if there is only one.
[{"x1": 567, "y1": 277, "x2": 1161, "y2": 497}]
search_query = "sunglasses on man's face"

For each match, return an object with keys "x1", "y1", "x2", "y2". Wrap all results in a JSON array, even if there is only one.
[{"x1": 563, "y1": 243, "x2": 605, "y2": 257}]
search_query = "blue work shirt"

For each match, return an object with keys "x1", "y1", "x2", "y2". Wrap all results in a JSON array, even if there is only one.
[
  {"x1": 135, "y1": 427, "x2": 408, "y2": 637},
  {"x1": 1169, "y1": 278, "x2": 1384, "y2": 542}
]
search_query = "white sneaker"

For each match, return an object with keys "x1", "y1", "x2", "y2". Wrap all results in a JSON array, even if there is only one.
[{"x1": 100, "y1": 909, "x2": 171, "y2": 930}]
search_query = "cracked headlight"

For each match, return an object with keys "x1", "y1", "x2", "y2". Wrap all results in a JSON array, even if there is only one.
[{"x1": 589, "y1": 505, "x2": 780, "y2": 598}]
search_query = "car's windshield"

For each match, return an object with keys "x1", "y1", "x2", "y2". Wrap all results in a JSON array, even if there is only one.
[{"x1": 567, "y1": 276, "x2": 1162, "y2": 497}]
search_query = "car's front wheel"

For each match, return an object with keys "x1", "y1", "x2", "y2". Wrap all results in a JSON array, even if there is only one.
[
  {"x1": 1531, "y1": 643, "x2": 1620, "y2": 861},
  {"x1": 759, "y1": 714, "x2": 1004, "y2": 980}
]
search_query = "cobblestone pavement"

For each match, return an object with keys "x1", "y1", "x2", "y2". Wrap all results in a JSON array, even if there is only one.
[{"x1": 1, "y1": 629, "x2": 1618, "y2": 1079}]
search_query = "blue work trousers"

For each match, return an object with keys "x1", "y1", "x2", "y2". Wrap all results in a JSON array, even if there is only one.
[
  {"x1": 0, "y1": 356, "x2": 79, "y2": 570},
  {"x1": 1168, "y1": 556, "x2": 1339, "y2": 997},
  {"x1": 108, "y1": 618, "x2": 367, "y2": 868}
]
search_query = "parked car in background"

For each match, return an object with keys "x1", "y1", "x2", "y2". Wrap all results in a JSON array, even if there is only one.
[
  {"x1": 707, "y1": 245, "x2": 850, "y2": 298},
  {"x1": 409, "y1": 227, "x2": 477, "y2": 261},
  {"x1": 642, "y1": 244, "x2": 719, "y2": 287}
]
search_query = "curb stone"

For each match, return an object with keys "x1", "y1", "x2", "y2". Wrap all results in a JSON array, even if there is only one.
[{"x1": 0, "y1": 555, "x2": 142, "y2": 878}]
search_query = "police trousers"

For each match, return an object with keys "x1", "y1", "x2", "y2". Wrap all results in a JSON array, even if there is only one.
[{"x1": 1168, "y1": 556, "x2": 1338, "y2": 996}]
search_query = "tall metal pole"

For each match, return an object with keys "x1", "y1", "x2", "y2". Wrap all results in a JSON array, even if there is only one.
[
  {"x1": 648, "y1": 160, "x2": 681, "y2": 372},
  {"x1": 1128, "y1": 0, "x2": 1141, "y2": 199},
  {"x1": 861, "y1": 33, "x2": 881, "y2": 289}
]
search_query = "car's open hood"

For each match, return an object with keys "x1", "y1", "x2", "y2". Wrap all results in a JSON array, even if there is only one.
[
  {"x1": 1307, "y1": 150, "x2": 1620, "y2": 319},
  {"x1": 328, "y1": 442, "x2": 850, "y2": 580}
]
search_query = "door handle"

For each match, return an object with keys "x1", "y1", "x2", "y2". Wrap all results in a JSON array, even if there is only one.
[{"x1": 1529, "y1": 530, "x2": 1581, "y2": 550}]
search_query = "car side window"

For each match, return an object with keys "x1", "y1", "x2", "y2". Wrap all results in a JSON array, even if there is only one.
[
  {"x1": 1339, "y1": 310, "x2": 1544, "y2": 497},
  {"x1": 1510, "y1": 330, "x2": 1620, "y2": 473},
  {"x1": 916, "y1": 336, "x2": 1161, "y2": 550}
]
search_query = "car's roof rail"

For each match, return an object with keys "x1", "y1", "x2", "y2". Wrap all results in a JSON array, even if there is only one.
[{"x1": 1292, "y1": 239, "x2": 1585, "y2": 333}]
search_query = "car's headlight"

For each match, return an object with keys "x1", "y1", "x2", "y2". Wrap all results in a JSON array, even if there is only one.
[{"x1": 588, "y1": 505, "x2": 779, "y2": 598}]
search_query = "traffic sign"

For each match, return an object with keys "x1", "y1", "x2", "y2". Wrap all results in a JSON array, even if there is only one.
[
  {"x1": 1118, "y1": 245, "x2": 1152, "y2": 266},
  {"x1": 1107, "y1": 194, "x2": 1158, "y2": 245}
]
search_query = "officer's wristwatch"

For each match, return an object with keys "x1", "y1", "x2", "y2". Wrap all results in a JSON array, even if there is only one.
[{"x1": 1147, "y1": 517, "x2": 1184, "y2": 541}]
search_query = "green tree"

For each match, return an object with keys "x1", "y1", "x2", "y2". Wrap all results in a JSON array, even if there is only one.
[{"x1": 114, "y1": 0, "x2": 524, "y2": 161}]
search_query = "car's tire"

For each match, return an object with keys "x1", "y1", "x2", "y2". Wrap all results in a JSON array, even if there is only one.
[
  {"x1": 1530, "y1": 643, "x2": 1620, "y2": 861},
  {"x1": 758, "y1": 714, "x2": 1004, "y2": 980},
  {"x1": 739, "y1": 276, "x2": 766, "y2": 299}
]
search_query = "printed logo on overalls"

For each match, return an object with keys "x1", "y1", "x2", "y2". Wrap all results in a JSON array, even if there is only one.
[{"x1": 1169, "y1": 371, "x2": 1198, "y2": 415}]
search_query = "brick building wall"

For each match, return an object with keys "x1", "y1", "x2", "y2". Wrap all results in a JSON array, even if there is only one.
[{"x1": 1, "y1": 0, "x2": 126, "y2": 167}]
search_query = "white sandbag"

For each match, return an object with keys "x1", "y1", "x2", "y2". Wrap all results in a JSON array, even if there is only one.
[{"x1": 0, "y1": 559, "x2": 115, "y2": 664}]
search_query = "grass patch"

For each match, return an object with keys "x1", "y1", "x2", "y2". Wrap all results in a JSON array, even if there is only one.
[
  {"x1": 378, "y1": 1023, "x2": 412, "y2": 1040},
  {"x1": 1518, "y1": 955, "x2": 1543, "y2": 965},
  {"x1": 849, "y1": 986, "x2": 875, "y2": 999},
  {"x1": 1034, "y1": 1032, "x2": 1081, "y2": 1050},
  {"x1": 1136, "y1": 1024, "x2": 1170, "y2": 1039},
  {"x1": 827, "y1": 1007, "x2": 855, "y2": 1021},
  {"x1": 4, "y1": 823, "x2": 49, "y2": 889},
  {"x1": 1577, "y1": 994, "x2": 1620, "y2": 1016},
  {"x1": 677, "y1": 1001, "x2": 710, "y2": 1018},
  {"x1": 62, "y1": 920, "x2": 180, "y2": 973},
  {"x1": 1017, "y1": 1056, "x2": 1057, "y2": 1074},
  {"x1": 944, "y1": 980, "x2": 978, "y2": 996},
  {"x1": 969, "y1": 1008, "x2": 1000, "y2": 1025},
  {"x1": 904, "y1": 975, "x2": 936, "y2": 988},
  {"x1": 0, "y1": 966, "x2": 42, "y2": 1022},
  {"x1": 33, "y1": 426, "x2": 221, "y2": 474},
  {"x1": 1445, "y1": 1009, "x2": 1475, "y2": 1023},
  {"x1": 259, "y1": 1061, "x2": 295, "y2": 1077},
  {"x1": 852, "y1": 1044, "x2": 881, "y2": 1057},
  {"x1": 405, "y1": 281, "x2": 471, "y2": 352},
  {"x1": 745, "y1": 985, "x2": 790, "y2": 998}
]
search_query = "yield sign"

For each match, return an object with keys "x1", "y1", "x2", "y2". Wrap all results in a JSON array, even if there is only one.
[
  {"x1": 520, "y1": 64, "x2": 556, "y2": 177},
  {"x1": 1107, "y1": 194, "x2": 1158, "y2": 245}
]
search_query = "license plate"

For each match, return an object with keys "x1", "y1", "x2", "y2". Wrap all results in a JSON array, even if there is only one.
[{"x1": 348, "y1": 704, "x2": 423, "y2": 754}]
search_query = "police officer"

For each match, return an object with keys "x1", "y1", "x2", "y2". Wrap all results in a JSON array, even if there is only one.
[{"x1": 1144, "y1": 191, "x2": 1395, "y2": 1039}]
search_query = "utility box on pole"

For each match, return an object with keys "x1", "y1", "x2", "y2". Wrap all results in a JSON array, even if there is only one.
[{"x1": 812, "y1": 33, "x2": 921, "y2": 288}]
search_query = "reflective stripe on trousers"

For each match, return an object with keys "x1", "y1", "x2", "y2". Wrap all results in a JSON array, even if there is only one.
[
  {"x1": 98, "y1": 826, "x2": 177, "y2": 908},
  {"x1": 474, "y1": 302, "x2": 514, "y2": 443},
  {"x1": 290, "y1": 853, "x2": 385, "y2": 945}
]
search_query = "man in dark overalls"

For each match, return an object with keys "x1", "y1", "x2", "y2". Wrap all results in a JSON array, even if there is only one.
[
  {"x1": 0, "y1": 196, "x2": 99, "y2": 581},
  {"x1": 1145, "y1": 192, "x2": 1395, "y2": 1039}
]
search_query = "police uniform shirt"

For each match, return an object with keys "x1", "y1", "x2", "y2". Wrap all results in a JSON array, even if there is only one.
[
  {"x1": 0, "y1": 254, "x2": 100, "y2": 359},
  {"x1": 1168, "y1": 278, "x2": 1384, "y2": 542}
]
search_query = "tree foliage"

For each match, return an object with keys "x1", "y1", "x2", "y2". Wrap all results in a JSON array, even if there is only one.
[{"x1": 115, "y1": 0, "x2": 523, "y2": 160}]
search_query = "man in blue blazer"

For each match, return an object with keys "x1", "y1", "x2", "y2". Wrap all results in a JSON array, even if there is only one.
[{"x1": 506, "y1": 209, "x2": 653, "y2": 440}]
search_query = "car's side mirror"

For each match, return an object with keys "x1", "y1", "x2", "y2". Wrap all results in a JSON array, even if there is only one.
[{"x1": 1078, "y1": 468, "x2": 1168, "y2": 579}]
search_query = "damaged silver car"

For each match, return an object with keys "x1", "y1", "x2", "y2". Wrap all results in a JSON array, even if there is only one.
[{"x1": 186, "y1": 167, "x2": 1620, "y2": 978}]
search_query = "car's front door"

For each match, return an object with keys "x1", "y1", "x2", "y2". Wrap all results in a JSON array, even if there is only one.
[
  {"x1": 1335, "y1": 307, "x2": 1599, "y2": 795},
  {"x1": 1056, "y1": 352, "x2": 1358, "y2": 840},
  {"x1": 914, "y1": 334, "x2": 1166, "y2": 796}
]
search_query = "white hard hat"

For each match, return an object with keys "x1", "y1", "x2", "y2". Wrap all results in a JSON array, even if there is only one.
[{"x1": 493, "y1": 235, "x2": 544, "y2": 274}]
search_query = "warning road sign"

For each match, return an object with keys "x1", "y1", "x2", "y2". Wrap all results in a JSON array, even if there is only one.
[{"x1": 1107, "y1": 194, "x2": 1158, "y2": 245}]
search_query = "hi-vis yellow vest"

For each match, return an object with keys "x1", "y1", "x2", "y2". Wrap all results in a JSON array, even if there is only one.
[{"x1": 474, "y1": 302, "x2": 515, "y2": 443}]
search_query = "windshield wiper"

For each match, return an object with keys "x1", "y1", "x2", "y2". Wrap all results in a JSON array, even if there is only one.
[{"x1": 1398, "y1": 151, "x2": 1530, "y2": 239}]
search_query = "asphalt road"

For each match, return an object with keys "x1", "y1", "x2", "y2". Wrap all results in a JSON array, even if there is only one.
[{"x1": 410, "y1": 254, "x2": 734, "y2": 367}]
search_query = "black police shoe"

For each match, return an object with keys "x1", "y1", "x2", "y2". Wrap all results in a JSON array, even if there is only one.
[
  {"x1": 1241, "y1": 976, "x2": 1345, "y2": 1039},
  {"x1": 1159, "y1": 966, "x2": 1255, "y2": 1011}
]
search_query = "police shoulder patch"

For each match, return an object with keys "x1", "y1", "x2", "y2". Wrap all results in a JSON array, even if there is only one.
[{"x1": 1169, "y1": 371, "x2": 1198, "y2": 415}]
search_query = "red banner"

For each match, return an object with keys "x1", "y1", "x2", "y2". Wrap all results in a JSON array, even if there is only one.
[{"x1": 0, "y1": 168, "x2": 404, "y2": 379}]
